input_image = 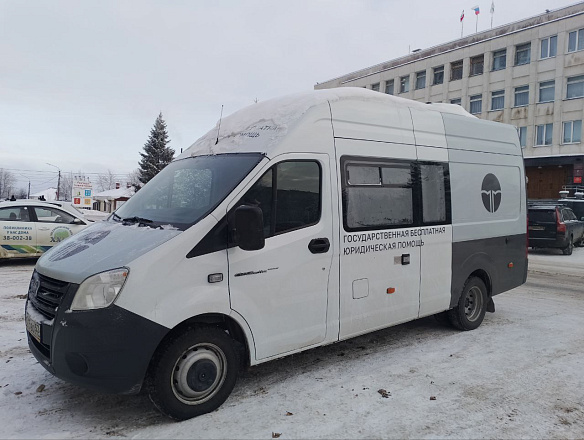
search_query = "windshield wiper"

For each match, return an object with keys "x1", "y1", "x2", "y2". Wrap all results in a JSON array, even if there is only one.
[
  {"x1": 122, "y1": 216, "x2": 154, "y2": 226},
  {"x1": 111, "y1": 213, "x2": 122, "y2": 222}
]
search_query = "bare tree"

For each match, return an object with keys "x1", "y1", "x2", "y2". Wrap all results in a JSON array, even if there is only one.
[
  {"x1": 96, "y1": 170, "x2": 117, "y2": 193},
  {"x1": 15, "y1": 188, "x2": 28, "y2": 199},
  {"x1": 59, "y1": 172, "x2": 74, "y2": 202},
  {"x1": 0, "y1": 168, "x2": 16, "y2": 199},
  {"x1": 127, "y1": 168, "x2": 142, "y2": 192}
]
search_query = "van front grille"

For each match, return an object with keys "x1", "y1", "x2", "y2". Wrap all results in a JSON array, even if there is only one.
[{"x1": 28, "y1": 272, "x2": 70, "y2": 320}]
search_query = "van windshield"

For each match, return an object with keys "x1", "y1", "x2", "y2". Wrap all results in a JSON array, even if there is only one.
[{"x1": 113, "y1": 153, "x2": 263, "y2": 231}]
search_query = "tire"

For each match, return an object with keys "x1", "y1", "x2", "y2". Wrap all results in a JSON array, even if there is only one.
[
  {"x1": 146, "y1": 326, "x2": 240, "y2": 420},
  {"x1": 448, "y1": 277, "x2": 488, "y2": 331},
  {"x1": 562, "y1": 236, "x2": 573, "y2": 255}
]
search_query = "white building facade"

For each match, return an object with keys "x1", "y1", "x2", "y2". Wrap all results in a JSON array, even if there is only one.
[{"x1": 315, "y1": 2, "x2": 584, "y2": 199}]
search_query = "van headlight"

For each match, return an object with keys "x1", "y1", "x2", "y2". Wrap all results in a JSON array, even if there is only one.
[{"x1": 70, "y1": 268, "x2": 129, "y2": 311}]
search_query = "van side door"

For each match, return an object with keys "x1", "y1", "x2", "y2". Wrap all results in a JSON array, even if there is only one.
[
  {"x1": 227, "y1": 154, "x2": 333, "y2": 361},
  {"x1": 338, "y1": 151, "x2": 421, "y2": 339}
]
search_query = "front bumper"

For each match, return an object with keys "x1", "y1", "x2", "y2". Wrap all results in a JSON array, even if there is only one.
[{"x1": 26, "y1": 272, "x2": 168, "y2": 395}]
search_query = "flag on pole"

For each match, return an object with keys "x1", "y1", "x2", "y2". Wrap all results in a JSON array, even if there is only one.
[
  {"x1": 460, "y1": 10, "x2": 465, "y2": 21},
  {"x1": 472, "y1": 6, "x2": 480, "y2": 15},
  {"x1": 490, "y1": 1, "x2": 495, "y2": 13}
]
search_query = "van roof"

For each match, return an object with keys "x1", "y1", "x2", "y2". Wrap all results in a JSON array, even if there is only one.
[{"x1": 178, "y1": 88, "x2": 475, "y2": 159}]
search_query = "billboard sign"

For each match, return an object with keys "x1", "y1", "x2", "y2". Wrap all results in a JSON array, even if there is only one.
[{"x1": 72, "y1": 180, "x2": 93, "y2": 208}]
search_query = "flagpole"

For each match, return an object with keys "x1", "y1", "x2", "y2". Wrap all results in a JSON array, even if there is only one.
[
  {"x1": 491, "y1": 1, "x2": 495, "y2": 29},
  {"x1": 476, "y1": 14, "x2": 478, "y2": 33}
]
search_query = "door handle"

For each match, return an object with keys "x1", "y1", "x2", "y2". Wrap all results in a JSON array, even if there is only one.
[
  {"x1": 38, "y1": 227, "x2": 50, "y2": 231},
  {"x1": 308, "y1": 238, "x2": 330, "y2": 254}
]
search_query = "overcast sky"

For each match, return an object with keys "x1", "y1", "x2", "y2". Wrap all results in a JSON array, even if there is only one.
[{"x1": 0, "y1": 0, "x2": 576, "y2": 193}]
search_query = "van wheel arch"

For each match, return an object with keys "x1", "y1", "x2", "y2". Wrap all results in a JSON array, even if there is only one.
[{"x1": 151, "y1": 314, "x2": 251, "y2": 373}]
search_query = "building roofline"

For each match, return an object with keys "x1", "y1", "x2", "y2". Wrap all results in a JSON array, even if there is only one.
[{"x1": 316, "y1": 1, "x2": 584, "y2": 86}]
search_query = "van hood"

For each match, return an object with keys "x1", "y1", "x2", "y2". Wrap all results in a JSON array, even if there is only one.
[{"x1": 35, "y1": 221, "x2": 182, "y2": 284}]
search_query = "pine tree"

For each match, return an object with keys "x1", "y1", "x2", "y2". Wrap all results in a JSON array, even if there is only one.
[{"x1": 138, "y1": 113, "x2": 175, "y2": 185}]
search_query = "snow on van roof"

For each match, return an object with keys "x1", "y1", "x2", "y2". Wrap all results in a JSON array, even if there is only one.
[{"x1": 178, "y1": 87, "x2": 474, "y2": 159}]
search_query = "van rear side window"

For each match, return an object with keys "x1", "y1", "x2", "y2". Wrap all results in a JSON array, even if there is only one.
[
  {"x1": 342, "y1": 157, "x2": 451, "y2": 232},
  {"x1": 343, "y1": 160, "x2": 414, "y2": 230}
]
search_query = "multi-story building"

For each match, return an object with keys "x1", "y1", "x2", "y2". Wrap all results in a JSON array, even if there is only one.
[{"x1": 315, "y1": 2, "x2": 584, "y2": 199}]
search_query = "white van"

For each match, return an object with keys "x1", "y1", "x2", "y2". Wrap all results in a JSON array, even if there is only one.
[{"x1": 25, "y1": 88, "x2": 527, "y2": 420}]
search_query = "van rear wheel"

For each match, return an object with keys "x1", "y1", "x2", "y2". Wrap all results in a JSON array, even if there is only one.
[
  {"x1": 146, "y1": 326, "x2": 239, "y2": 420},
  {"x1": 448, "y1": 277, "x2": 487, "y2": 331}
]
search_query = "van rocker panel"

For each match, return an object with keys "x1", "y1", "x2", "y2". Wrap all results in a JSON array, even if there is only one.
[{"x1": 28, "y1": 303, "x2": 168, "y2": 395}]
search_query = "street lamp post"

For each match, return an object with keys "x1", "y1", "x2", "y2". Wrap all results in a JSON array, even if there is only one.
[{"x1": 46, "y1": 163, "x2": 61, "y2": 201}]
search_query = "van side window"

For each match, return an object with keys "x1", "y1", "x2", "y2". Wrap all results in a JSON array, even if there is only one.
[
  {"x1": 241, "y1": 161, "x2": 321, "y2": 238},
  {"x1": 420, "y1": 164, "x2": 448, "y2": 224},
  {"x1": 343, "y1": 160, "x2": 414, "y2": 231}
]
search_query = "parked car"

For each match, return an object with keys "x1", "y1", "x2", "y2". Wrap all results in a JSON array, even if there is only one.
[
  {"x1": 528, "y1": 204, "x2": 584, "y2": 255},
  {"x1": 0, "y1": 200, "x2": 89, "y2": 260},
  {"x1": 558, "y1": 194, "x2": 584, "y2": 221}
]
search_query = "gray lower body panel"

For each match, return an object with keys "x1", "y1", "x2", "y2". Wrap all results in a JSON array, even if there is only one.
[{"x1": 451, "y1": 233, "x2": 527, "y2": 308}]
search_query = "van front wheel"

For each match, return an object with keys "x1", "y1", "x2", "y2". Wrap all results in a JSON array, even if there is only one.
[
  {"x1": 146, "y1": 326, "x2": 239, "y2": 420},
  {"x1": 448, "y1": 277, "x2": 487, "y2": 331}
]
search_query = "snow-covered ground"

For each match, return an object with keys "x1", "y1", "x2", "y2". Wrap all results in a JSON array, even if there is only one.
[{"x1": 1, "y1": 249, "x2": 583, "y2": 439}]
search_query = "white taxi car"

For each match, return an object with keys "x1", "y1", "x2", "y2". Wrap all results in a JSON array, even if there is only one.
[{"x1": 0, "y1": 200, "x2": 90, "y2": 260}]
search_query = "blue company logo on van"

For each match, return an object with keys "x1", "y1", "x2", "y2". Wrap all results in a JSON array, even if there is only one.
[{"x1": 481, "y1": 173, "x2": 502, "y2": 213}]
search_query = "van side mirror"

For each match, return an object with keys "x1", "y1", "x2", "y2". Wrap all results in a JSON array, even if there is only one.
[
  {"x1": 71, "y1": 218, "x2": 85, "y2": 225},
  {"x1": 234, "y1": 205, "x2": 265, "y2": 251}
]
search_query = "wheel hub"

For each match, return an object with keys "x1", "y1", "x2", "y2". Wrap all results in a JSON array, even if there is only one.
[
  {"x1": 187, "y1": 359, "x2": 218, "y2": 392},
  {"x1": 171, "y1": 345, "x2": 226, "y2": 404}
]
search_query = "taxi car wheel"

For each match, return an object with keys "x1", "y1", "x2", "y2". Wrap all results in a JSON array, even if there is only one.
[
  {"x1": 146, "y1": 326, "x2": 239, "y2": 420},
  {"x1": 448, "y1": 277, "x2": 487, "y2": 331}
]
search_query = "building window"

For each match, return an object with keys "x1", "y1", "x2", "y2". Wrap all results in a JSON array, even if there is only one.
[
  {"x1": 450, "y1": 98, "x2": 462, "y2": 106},
  {"x1": 568, "y1": 28, "x2": 584, "y2": 52},
  {"x1": 492, "y1": 49, "x2": 506, "y2": 71},
  {"x1": 450, "y1": 60, "x2": 463, "y2": 81},
  {"x1": 538, "y1": 80, "x2": 555, "y2": 103},
  {"x1": 563, "y1": 120, "x2": 582, "y2": 144},
  {"x1": 567, "y1": 75, "x2": 584, "y2": 99},
  {"x1": 540, "y1": 35, "x2": 557, "y2": 59},
  {"x1": 433, "y1": 66, "x2": 444, "y2": 85},
  {"x1": 491, "y1": 90, "x2": 505, "y2": 110},
  {"x1": 400, "y1": 75, "x2": 410, "y2": 93},
  {"x1": 514, "y1": 85, "x2": 529, "y2": 107},
  {"x1": 470, "y1": 94, "x2": 482, "y2": 114},
  {"x1": 371, "y1": 83, "x2": 380, "y2": 92},
  {"x1": 535, "y1": 123, "x2": 553, "y2": 146},
  {"x1": 515, "y1": 42, "x2": 531, "y2": 65},
  {"x1": 415, "y1": 71, "x2": 426, "y2": 90},
  {"x1": 470, "y1": 55, "x2": 484, "y2": 76},
  {"x1": 385, "y1": 80, "x2": 394, "y2": 95},
  {"x1": 518, "y1": 126, "x2": 527, "y2": 147}
]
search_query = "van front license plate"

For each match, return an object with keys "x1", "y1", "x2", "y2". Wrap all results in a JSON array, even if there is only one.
[
  {"x1": 528, "y1": 225, "x2": 545, "y2": 231},
  {"x1": 25, "y1": 310, "x2": 41, "y2": 343}
]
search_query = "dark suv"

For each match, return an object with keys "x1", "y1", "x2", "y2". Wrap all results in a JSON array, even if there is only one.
[{"x1": 528, "y1": 204, "x2": 584, "y2": 255}]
